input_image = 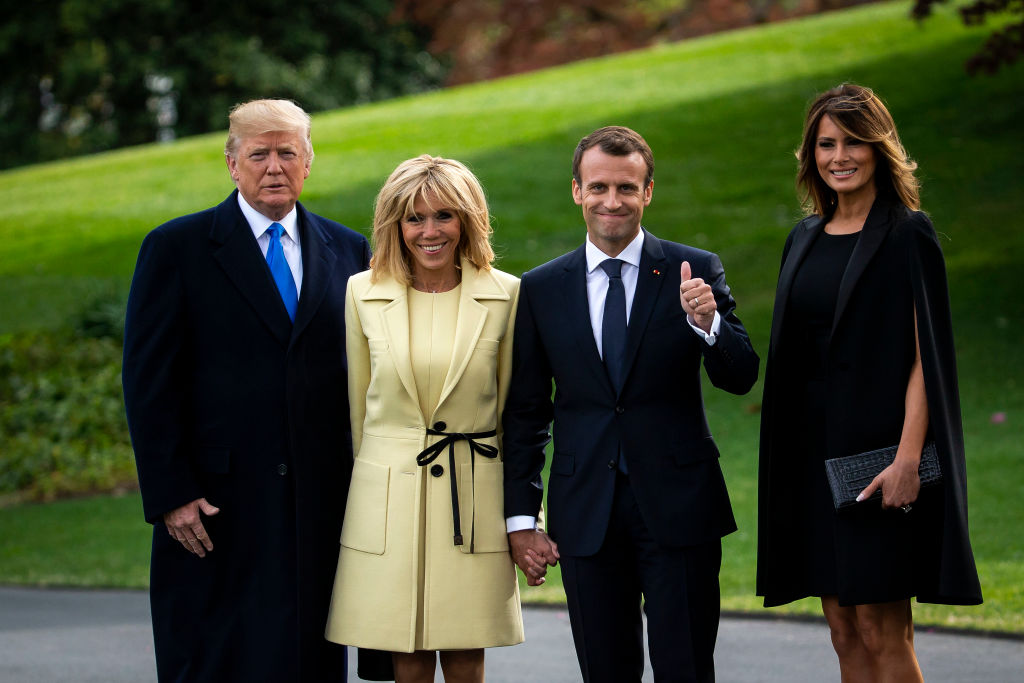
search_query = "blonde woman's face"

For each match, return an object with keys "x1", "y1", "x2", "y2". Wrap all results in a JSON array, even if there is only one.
[{"x1": 401, "y1": 192, "x2": 462, "y2": 284}]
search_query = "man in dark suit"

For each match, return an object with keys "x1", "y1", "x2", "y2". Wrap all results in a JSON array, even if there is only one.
[
  {"x1": 123, "y1": 99, "x2": 370, "y2": 682},
  {"x1": 502, "y1": 126, "x2": 759, "y2": 683}
]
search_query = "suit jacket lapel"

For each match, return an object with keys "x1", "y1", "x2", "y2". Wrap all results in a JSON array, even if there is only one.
[
  {"x1": 435, "y1": 260, "x2": 512, "y2": 413},
  {"x1": 561, "y1": 245, "x2": 612, "y2": 392},
  {"x1": 210, "y1": 191, "x2": 292, "y2": 347},
  {"x1": 831, "y1": 198, "x2": 893, "y2": 335},
  {"x1": 620, "y1": 230, "x2": 667, "y2": 391},
  {"x1": 768, "y1": 215, "x2": 822, "y2": 359},
  {"x1": 291, "y1": 203, "x2": 337, "y2": 343}
]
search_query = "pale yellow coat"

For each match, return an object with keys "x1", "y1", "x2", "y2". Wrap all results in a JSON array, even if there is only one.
[{"x1": 325, "y1": 260, "x2": 524, "y2": 652}]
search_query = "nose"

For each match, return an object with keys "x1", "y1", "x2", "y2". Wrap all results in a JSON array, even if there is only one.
[
  {"x1": 603, "y1": 189, "x2": 622, "y2": 209},
  {"x1": 266, "y1": 152, "x2": 283, "y2": 173},
  {"x1": 421, "y1": 218, "x2": 442, "y2": 236}
]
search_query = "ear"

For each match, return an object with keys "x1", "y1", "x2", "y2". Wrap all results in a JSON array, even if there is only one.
[
  {"x1": 225, "y1": 154, "x2": 238, "y2": 181},
  {"x1": 643, "y1": 180, "x2": 653, "y2": 206},
  {"x1": 572, "y1": 178, "x2": 583, "y2": 206}
]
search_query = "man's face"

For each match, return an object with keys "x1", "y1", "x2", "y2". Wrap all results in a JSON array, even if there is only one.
[
  {"x1": 226, "y1": 131, "x2": 311, "y2": 220},
  {"x1": 572, "y1": 147, "x2": 653, "y2": 257}
]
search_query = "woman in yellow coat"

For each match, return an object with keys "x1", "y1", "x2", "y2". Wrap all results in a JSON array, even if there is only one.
[{"x1": 326, "y1": 155, "x2": 527, "y2": 682}]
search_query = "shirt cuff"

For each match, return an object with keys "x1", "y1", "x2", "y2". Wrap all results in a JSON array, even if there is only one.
[
  {"x1": 686, "y1": 311, "x2": 721, "y2": 345},
  {"x1": 505, "y1": 515, "x2": 536, "y2": 533}
]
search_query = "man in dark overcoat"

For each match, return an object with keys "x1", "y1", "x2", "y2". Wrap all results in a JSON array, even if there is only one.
[{"x1": 123, "y1": 99, "x2": 370, "y2": 681}]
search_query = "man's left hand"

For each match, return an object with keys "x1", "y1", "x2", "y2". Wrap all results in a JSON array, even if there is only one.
[{"x1": 680, "y1": 261, "x2": 716, "y2": 333}]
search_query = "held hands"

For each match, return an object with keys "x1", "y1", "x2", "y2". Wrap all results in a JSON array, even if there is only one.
[
  {"x1": 679, "y1": 261, "x2": 716, "y2": 334},
  {"x1": 508, "y1": 529, "x2": 560, "y2": 586},
  {"x1": 857, "y1": 457, "x2": 922, "y2": 510},
  {"x1": 163, "y1": 497, "x2": 220, "y2": 557}
]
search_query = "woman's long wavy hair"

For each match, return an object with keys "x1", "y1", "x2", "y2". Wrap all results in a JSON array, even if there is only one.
[{"x1": 796, "y1": 83, "x2": 920, "y2": 216}]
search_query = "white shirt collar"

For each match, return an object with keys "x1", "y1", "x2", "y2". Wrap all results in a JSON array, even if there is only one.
[
  {"x1": 585, "y1": 228, "x2": 645, "y2": 273},
  {"x1": 237, "y1": 192, "x2": 300, "y2": 244}
]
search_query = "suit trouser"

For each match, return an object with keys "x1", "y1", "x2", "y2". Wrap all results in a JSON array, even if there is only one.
[{"x1": 560, "y1": 473, "x2": 722, "y2": 683}]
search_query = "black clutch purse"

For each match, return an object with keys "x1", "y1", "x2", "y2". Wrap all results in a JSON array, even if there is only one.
[{"x1": 825, "y1": 442, "x2": 941, "y2": 511}]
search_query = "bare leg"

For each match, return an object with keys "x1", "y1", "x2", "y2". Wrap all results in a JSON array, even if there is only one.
[
  {"x1": 822, "y1": 596, "x2": 873, "y2": 683},
  {"x1": 394, "y1": 650, "x2": 437, "y2": 683},
  {"x1": 439, "y1": 648, "x2": 485, "y2": 683},
  {"x1": 854, "y1": 600, "x2": 923, "y2": 683}
]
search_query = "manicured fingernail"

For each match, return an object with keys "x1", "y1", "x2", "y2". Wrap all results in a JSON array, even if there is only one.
[{"x1": 856, "y1": 494, "x2": 864, "y2": 502}]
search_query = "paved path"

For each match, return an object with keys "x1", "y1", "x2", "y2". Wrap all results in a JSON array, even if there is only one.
[{"x1": 1, "y1": 587, "x2": 1021, "y2": 682}]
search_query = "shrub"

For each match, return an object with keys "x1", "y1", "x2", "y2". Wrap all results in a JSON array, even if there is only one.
[{"x1": 0, "y1": 330, "x2": 136, "y2": 502}]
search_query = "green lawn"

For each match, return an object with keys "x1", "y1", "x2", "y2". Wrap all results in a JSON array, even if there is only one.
[{"x1": 1, "y1": 1, "x2": 1022, "y2": 632}]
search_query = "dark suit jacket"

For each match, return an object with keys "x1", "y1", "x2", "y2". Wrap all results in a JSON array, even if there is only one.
[
  {"x1": 756, "y1": 197, "x2": 982, "y2": 607},
  {"x1": 503, "y1": 229, "x2": 759, "y2": 557},
  {"x1": 123, "y1": 191, "x2": 371, "y2": 682}
]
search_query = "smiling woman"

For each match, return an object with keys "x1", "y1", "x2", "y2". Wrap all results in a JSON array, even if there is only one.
[{"x1": 325, "y1": 155, "x2": 526, "y2": 683}]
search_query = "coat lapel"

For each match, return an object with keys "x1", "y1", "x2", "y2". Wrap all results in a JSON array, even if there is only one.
[
  {"x1": 291, "y1": 203, "x2": 337, "y2": 343},
  {"x1": 620, "y1": 230, "x2": 668, "y2": 392},
  {"x1": 831, "y1": 199, "x2": 894, "y2": 335},
  {"x1": 210, "y1": 192, "x2": 292, "y2": 347},
  {"x1": 362, "y1": 277, "x2": 420, "y2": 410},
  {"x1": 768, "y1": 215, "x2": 822, "y2": 359},
  {"x1": 435, "y1": 260, "x2": 512, "y2": 412},
  {"x1": 561, "y1": 245, "x2": 612, "y2": 391}
]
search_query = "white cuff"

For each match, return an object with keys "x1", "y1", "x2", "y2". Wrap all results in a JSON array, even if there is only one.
[
  {"x1": 686, "y1": 310, "x2": 721, "y2": 345},
  {"x1": 505, "y1": 515, "x2": 536, "y2": 533}
]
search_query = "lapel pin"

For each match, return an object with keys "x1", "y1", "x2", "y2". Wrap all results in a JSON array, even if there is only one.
[{"x1": 652, "y1": 269, "x2": 661, "y2": 276}]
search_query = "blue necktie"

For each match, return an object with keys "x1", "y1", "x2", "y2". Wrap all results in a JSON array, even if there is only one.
[
  {"x1": 265, "y1": 223, "x2": 298, "y2": 322},
  {"x1": 600, "y1": 258, "x2": 628, "y2": 473}
]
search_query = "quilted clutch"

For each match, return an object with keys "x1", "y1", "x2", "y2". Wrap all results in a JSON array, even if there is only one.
[{"x1": 825, "y1": 442, "x2": 941, "y2": 511}]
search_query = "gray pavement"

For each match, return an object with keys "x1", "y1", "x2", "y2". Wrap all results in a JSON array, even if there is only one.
[{"x1": 1, "y1": 586, "x2": 1021, "y2": 682}]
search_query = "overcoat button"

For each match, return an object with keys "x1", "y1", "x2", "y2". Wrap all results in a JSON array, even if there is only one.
[
  {"x1": 277, "y1": 463, "x2": 288, "y2": 476},
  {"x1": 614, "y1": 406, "x2": 625, "y2": 415},
  {"x1": 434, "y1": 421, "x2": 447, "y2": 431},
  {"x1": 608, "y1": 460, "x2": 616, "y2": 469},
  {"x1": 430, "y1": 464, "x2": 444, "y2": 477}
]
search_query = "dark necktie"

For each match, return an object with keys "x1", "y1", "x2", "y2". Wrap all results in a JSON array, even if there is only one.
[
  {"x1": 600, "y1": 258, "x2": 629, "y2": 473},
  {"x1": 600, "y1": 258, "x2": 627, "y2": 390},
  {"x1": 265, "y1": 222, "x2": 298, "y2": 321}
]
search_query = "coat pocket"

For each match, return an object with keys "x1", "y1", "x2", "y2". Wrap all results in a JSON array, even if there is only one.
[
  {"x1": 340, "y1": 458, "x2": 390, "y2": 555},
  {"x1": 458, "y1": 459, "x2": 509, "y2": 554}
]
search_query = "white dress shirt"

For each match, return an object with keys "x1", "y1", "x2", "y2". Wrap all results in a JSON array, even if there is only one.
[
  {"x1": 237, "y1": 193, "x2": 303, "y2": 295},
  {"x1": 505, "y1": 229, "x2": 721, "y2": 533}
]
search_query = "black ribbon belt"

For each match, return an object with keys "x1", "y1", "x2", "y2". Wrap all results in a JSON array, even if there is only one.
[{"x1": 415, "y1": 427, "x2": 498, "y2": 550}]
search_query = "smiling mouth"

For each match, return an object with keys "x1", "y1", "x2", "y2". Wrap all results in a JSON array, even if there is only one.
[
  {"x1": 831, "y1": 169, "x2": 856, "y2": 177},
  {"x1": 419, "y1": 243, "x2": 447, "y2": 254}
]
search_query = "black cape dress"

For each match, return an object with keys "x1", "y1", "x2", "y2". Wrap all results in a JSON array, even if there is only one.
[{"x1": 756, "y1": 197, "x2": 983, "y2": 607}]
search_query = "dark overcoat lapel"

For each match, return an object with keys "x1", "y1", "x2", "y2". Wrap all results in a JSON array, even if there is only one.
[
  {"x1": 292, "y1": 204, "x2": 338, "y2": 343},
  {"x1": 210, "y1": 194, "x2": 292, "y2": 346}
]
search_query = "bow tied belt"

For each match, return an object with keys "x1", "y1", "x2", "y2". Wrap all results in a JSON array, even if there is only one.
[{"x1": 416, "y1": 426, "x2": 498, "y2": 550}]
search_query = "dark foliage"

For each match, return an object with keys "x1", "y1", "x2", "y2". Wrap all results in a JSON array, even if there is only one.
[
  {"x1": 913, "y1": 0, "x2": 1023, "y2": 74},
  {"x1": 0, "y1": 0, "x2": 443, "y2": 169}
]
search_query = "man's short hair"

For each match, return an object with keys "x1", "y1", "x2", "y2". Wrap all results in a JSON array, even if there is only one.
[
  {"x1": 224, "y1": 99, "x2": 313, "y2": 162},
  {"x1": 572, "y1": 126, "x2": 654, "y2": 186}
]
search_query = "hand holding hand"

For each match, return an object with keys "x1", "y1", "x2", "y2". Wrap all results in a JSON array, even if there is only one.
[
  {"x1": 163, "y1": 498, "x2": 220, "y2": 557},
  {"x1": 857, "y1": 457, "x2": 921, "y2": 510},
  {"x1": 679, "y1": 261, "x2": 716, "y2": 334},
  {"x1": 508, "y1": 529, "x2": 560, "y2": 586}
]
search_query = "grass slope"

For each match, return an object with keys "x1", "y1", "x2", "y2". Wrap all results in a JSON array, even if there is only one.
[{"x1": 2, "y1": 1, "x2": 1022, "y2": 631}]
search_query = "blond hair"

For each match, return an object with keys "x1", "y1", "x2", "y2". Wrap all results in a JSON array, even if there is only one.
[
  {"x1": 370, "y1": 155, "x2": 495, "y2": 284},
  {"x1": 796, "y1": 83, "x2": 919, "y2": 215},
  {"x1": 224, "y1": 99, "x2": 313, "y2": 163}
]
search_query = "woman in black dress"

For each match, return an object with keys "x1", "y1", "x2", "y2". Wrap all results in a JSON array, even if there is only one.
[{"x1": 757, "y1": 84, "x2": 982, "y2": 681}]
